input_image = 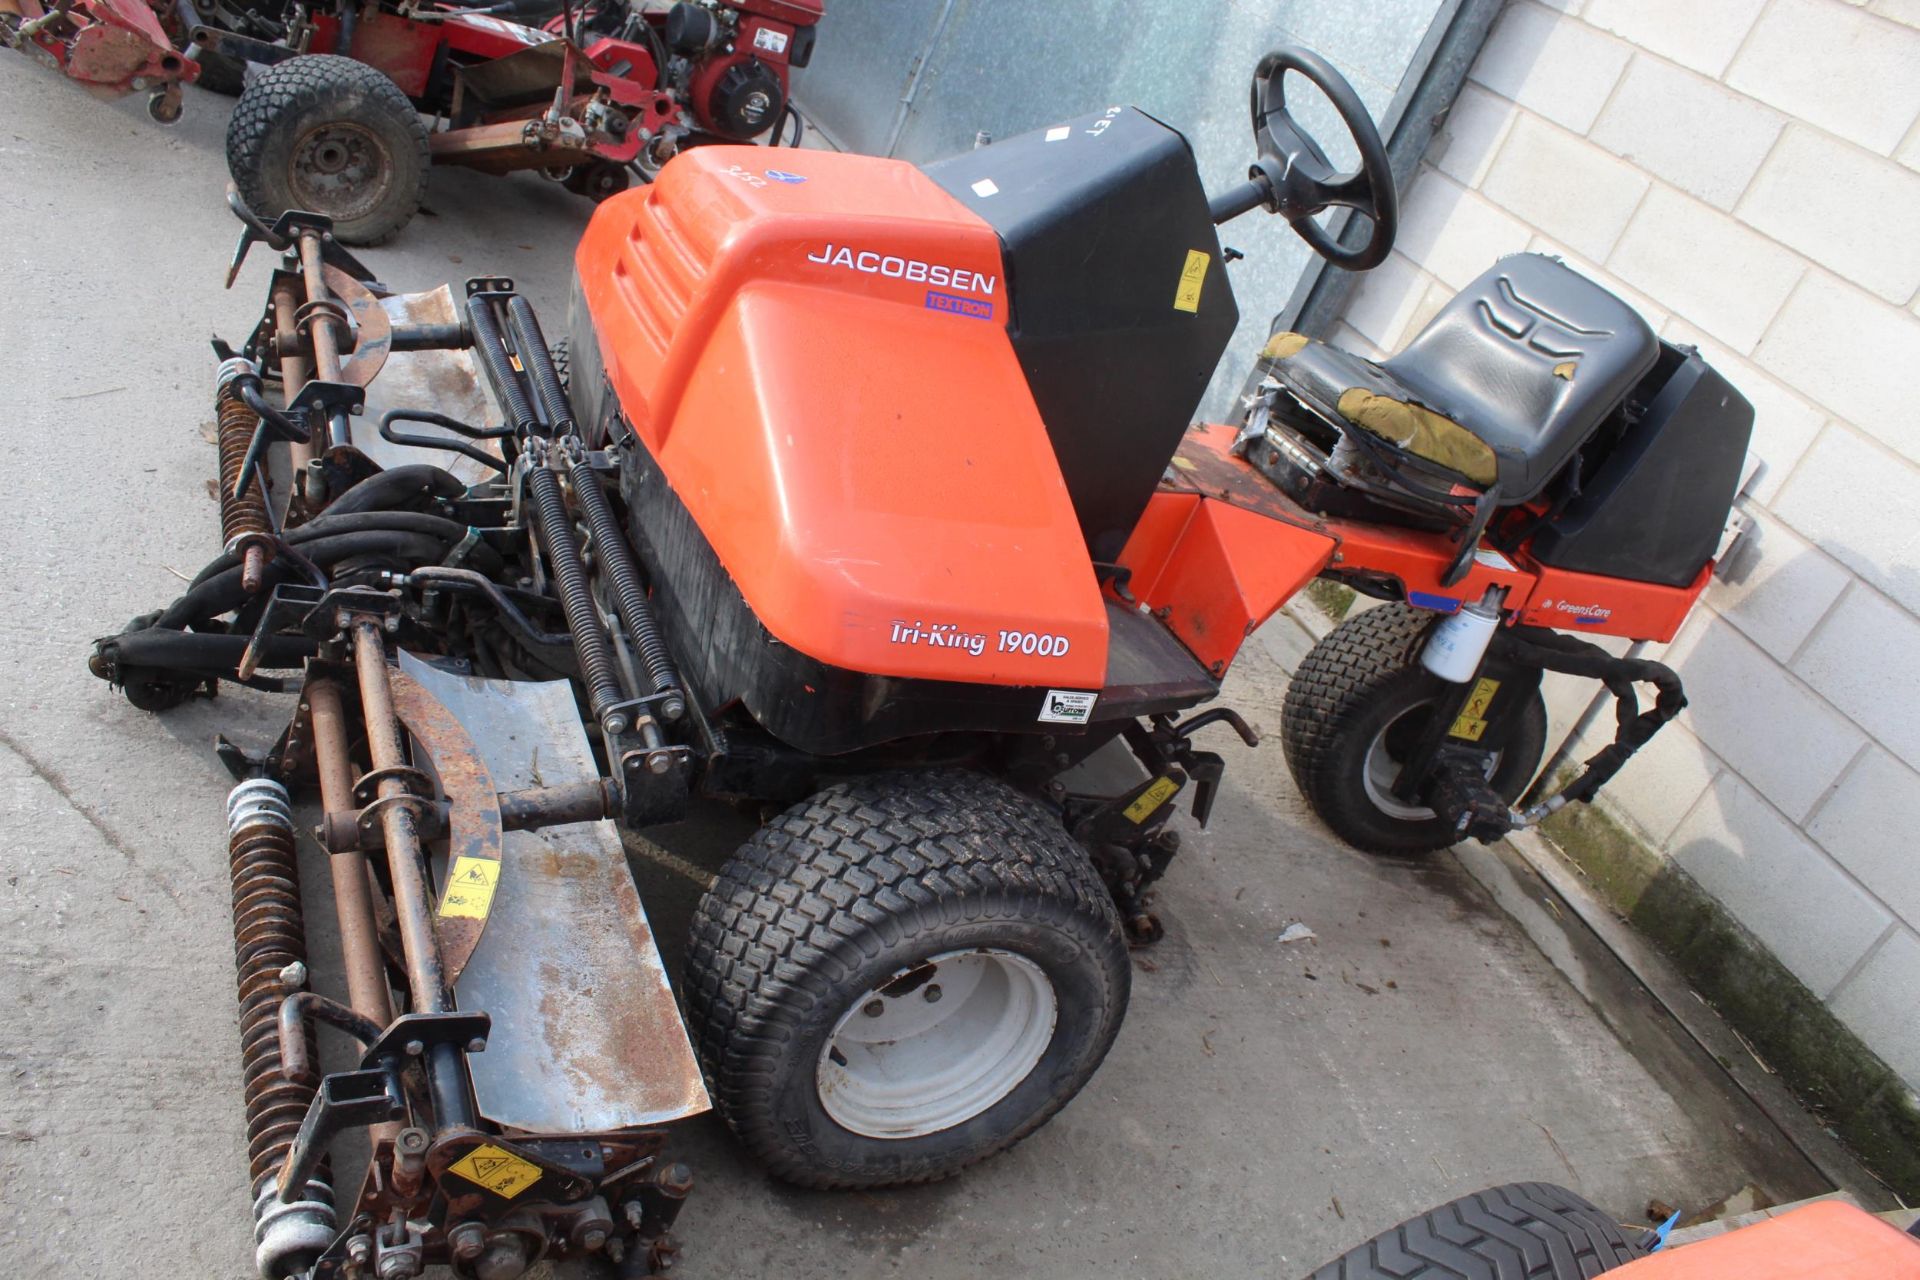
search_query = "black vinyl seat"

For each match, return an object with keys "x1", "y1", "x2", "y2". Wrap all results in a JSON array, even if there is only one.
[{"x1": 1268, "y1": 254, "x2": 1661, "y2": 503}]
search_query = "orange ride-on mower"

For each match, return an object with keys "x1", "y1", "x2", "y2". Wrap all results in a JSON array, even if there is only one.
[
  {"x1": 88, "y1": 44, "x2": 1750, "y2": 1274},
  {"x1": 203, "y1": 0, "x2": 822, "y2": 244}
]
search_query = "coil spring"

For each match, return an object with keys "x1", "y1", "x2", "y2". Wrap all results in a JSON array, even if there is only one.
[
  {"x1": 508, "y1": 295, "x2": 572, "y2": 433},
  {"x1": 527, "y1": 466, "x2": 626, "y2": 726},
  {"x1": 215, "y1": 358, "x2": 274, "y2": 592},
  {"x1": 466, "y1": 296, "x2": 541, "y2": 436},
  {"x1": 225, "y1": 777, "x2": 336, "y2": 1276},
  {"x1": 568, "y1": 459, "x2": 684, "y2": 718}
]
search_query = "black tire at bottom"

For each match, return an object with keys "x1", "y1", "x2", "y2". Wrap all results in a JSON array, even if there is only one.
[
  {"x1": 1281, "y1": 602, "x2": 1546, "y2": 856},
  {"x1": 682, "y1": 770, "x2": 1129, "y2": 1189},
  {"x1": 1304, "y1": 1182, "x2": 1646, "y2": 1279}
]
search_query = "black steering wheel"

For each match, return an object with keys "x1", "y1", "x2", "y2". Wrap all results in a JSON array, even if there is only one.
[{"x1": 1237, "y1": 47, "x2": 1398, "y2": 271}]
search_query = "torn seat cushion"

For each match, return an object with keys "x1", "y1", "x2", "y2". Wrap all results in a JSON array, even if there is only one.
[
  {"x1": 1259, "y1": 331, "x2": 1492, "y2": 484},
  {"x1": 1258, "y1": 254, "x2": 1661, "y2": 502},
  {"x1": 1335, "y1": 388, "x2": 1496, "y2": 486}
]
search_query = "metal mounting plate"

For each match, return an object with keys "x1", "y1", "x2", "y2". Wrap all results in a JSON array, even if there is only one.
[{"x1": 396, "y1": 653, "x2": 710, "y2": 1132}]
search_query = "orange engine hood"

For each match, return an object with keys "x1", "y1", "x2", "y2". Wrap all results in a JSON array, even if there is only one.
[{"x1": 573, "y1": 146, "x2": 1107, "y2": 689}]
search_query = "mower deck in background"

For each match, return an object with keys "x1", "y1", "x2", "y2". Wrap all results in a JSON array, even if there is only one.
[
  {"x1": 4, "y1": 0, "x2": 822, "y2": 244},
  {"x1": 1, "y1": 0, "x2": 198, "y2": 121},
  {"x1": 88, "y1": 44, "x2": 1753, "y2": 1280},
  {"x1": 210, "y1": 0, "x2": 822, "y2": 243}
]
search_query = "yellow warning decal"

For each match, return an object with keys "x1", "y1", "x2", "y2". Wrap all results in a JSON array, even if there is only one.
[
  {"x1": 1448, "y1": 677, "x2": 1501, "y2": 742},
  {"x1": 447, "y1": 1143, "x2": 542, "y2": 1199},
  {"x1": 1173, "y1": 249, "x2": 1210, "y2": 313},
  {"x1": 439, "y1": 855, "x2": 499, "y2": 921},
  {"x1": 1123, "y1": 776, "x2": 1180, "y2": 824}
]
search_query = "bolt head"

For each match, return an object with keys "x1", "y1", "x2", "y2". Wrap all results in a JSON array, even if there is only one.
[
  {"x1": 467, "y1": 1037, "x2": 487, "y2": 1053},
  {"x1": 403, "y1": 1039, "x2": 425, "y2": 1057},
  {"x1": 448, "y1": 1221, "x2": 487, "y2": 1262},
  {"x1": 581, "y1": 1227, "x2": 609, "y2": 1252},
  {"x1": 345, "y1": 1235, "x2": 373, "y2": 1265},
  {"x1": 862, "y1": 999, "x2": 885, "y2": 1018},
  {"x1": 922, "y1": 984, "x2": 942, "y2": 1004}
]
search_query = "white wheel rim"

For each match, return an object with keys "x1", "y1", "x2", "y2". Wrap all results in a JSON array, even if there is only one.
[
  {"x1": 816, "y1": 949, "x2": 1057, "y2": 1139},
  {"x1": 1361, "y1": 703, "x2": 1503, "y2": 822}
]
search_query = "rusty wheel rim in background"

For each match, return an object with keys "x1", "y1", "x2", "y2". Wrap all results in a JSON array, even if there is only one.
[{"x1": 290, "y1": 122, "x2": 394, "y2": 223}]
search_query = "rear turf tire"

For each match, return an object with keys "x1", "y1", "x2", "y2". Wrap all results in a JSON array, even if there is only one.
[
  {"x1": 227, "y1": 54, "x2": 429, "y2": 246},
  {"x1": 1303, "y1": 1182, "x2": 1645, "y2": 1279},
  {"x1": 1282, "y1": 602, "x2": 1546, "y2": 856},
  {"x1": 682, "y1": 770, "x2": 1130, "y2": 1189}
]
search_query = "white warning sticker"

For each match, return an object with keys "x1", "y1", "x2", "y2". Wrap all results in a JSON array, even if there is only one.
[
  {"x1": 971, "y1": 178, "x2": 1000, "y2": 197},
  {"x1": 1045, "y1": 126, "x2": 1071, "y2": 142},
  {"x1": 752, "y1": 26, "x2": 789, "y2": 53},
  {"x1": 1473, "y1": 545, "x2": 1517, "y2": 571},
  {"x1": 1038, "y1": 690, "x2": 1097, "y2": 725}
]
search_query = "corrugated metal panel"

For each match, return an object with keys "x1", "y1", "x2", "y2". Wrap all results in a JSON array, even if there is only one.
[{"x1": 796, "y1": 0, "x2": 1456, "y2": 415}]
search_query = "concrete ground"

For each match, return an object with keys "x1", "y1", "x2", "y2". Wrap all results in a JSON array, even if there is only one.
[{"x1": 0, "y1": 68, "x2": 1827, "y2": 1280}]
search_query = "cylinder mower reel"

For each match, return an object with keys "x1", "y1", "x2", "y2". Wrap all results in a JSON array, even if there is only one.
[{"x1": 88, "y1": 43, "x2": 1734, "y2": 1278}]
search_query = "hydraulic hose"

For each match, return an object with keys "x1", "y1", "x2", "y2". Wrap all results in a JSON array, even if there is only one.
[
  {"x1": 103, "y1": 629, "x2": 318, "y2": 674},
  {"x1": 188, "y1": 512, "x2": 491, "y2": 589},
  {"x1": 324, "y1": 465, "x2": 465, "y2": 516},
  {"x1": 158, "y1": 532, "x2": 450, "y2": 629},
  {"x1": 566, "y1": 460, "x2": 684, "y2": 719},
  {"x1": 526, "y1": 466, "x2": 628, "y2": 730}
]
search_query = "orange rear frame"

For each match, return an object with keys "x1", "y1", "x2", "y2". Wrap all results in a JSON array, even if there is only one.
[
  {"x1": 1118, "y1": 424, "x2": 1710, "y2": 678},
  {"x1": 1609, "y1": 1201, "x2": 1920, "y2": 1280}
]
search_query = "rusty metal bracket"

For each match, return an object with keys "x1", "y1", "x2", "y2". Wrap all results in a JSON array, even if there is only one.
[{"x1": 389, "y1": 665, "x2": 506, "y2": 987}]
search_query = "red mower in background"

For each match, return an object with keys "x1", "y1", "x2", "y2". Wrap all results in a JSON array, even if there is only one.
[
  {"x1": 2, "y1": 0, "x2": 822, "y2": 243},
  {"x1": 1, "y1": 0, "x2": 200, "y2": 121},
  {"x1": 212, "y1": 0, "x2": 823, "y2": 243}
]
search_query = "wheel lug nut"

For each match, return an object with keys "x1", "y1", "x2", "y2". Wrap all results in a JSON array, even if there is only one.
[
  {"x1": 862, "y1": 999, "x2": 885, "y2": 1017},
  {"x1": 923, "y1": 984, "x2": 942, "y2": 1003}
]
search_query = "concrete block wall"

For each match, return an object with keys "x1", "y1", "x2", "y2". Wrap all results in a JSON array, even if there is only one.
[{"x1": 1333, "y1": 0, "x2": 1920, "y2": 1089}]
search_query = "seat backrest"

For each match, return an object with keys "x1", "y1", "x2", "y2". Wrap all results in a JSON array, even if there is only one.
[{"x1": 1383, "y1": 254, "x2": 1658, "y2": 501}]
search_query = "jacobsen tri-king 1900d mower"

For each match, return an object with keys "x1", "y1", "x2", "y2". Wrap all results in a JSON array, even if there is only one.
[{"x1": 89, "y1": 44, "x2": 1749, "y2": 1279}]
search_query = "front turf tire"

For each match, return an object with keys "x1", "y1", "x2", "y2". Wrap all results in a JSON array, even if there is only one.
[
  {"x1": 683, "y1": 770, "x2": 1130, "y2": 1189},
  {"x1": 1282, "y1": 602, "x2": 1546, "y2": 856},
  {"x1": 227, "y1": 55, "x2": 430, "y2": 246}
]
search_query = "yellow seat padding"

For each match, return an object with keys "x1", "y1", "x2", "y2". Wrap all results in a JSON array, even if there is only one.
[
  {"x1": 1335, "y1": 388, "x2": 1498, "y2": 487},
  {"x1": 1261, "y1": 331, "x2": 1311, "y2": 360}
]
